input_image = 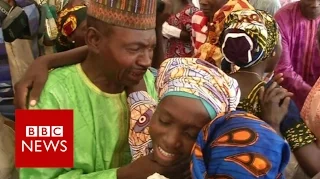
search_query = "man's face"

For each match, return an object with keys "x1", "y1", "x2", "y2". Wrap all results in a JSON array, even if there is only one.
[
  {"x1": 199, "y1": 0, "x2": 228, "y2": 18},
  {"x1": 149, "y1": 96, "x2": 211, "y2": 167},
  {"x1": 300, "y1": 0, "x2": 320, "y2": 18},
  {"x1": 95, "y1": 26, "x2": 156, "y2": 86}
]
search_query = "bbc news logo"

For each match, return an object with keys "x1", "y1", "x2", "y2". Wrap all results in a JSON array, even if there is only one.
[
  {"x1": 15, "y1": 110, "x2": 74, "y2": 168},
  {"x1": 22, "y1": 126, "x2": 67, "y2": 153}
]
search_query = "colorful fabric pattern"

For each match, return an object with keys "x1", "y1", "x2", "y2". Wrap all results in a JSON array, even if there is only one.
[
  {"x1": 87, "y1": 0, "x2": 156, "y2": 30},
  {"x1": 301, "y1": 77, "x2": 320, "y2": 140},
  {"x1": 127, "y1": 91, "x2": 156, "y2": 161},
  {"x1": 237, "y1": 81, "x2": 316, "y2": 151},
  {"x1": 221, "y1": 9, "x2": 279, "y2": 70},
  {"x1": 222, "y1": 10, "x2": 268, "y2": 68},
  {"x1": 127, "y1": 58, "x2": 241, "y2": 161},
  {"x1": 157, "y1": 58, "x2": 241, "y2": 116},
  {"x1": 191, "y1": 11, "x2": 209, "y2": 55},
  {"x1": 165, "y1": 4, "x2": 199, "y2": 59},
  {"x1": 191, "y1": 111, "x2": 290, "y2": 179},
  {"x1": 56, "y1": 5, "x2": 87, "y2": 52},
  {"x1": 195, "y1": 0, "x2": 253, "y2": 67},
  {"x1": 274, "y1": 2, "x2": 320, "y2": 110},
  {"x1": 237, "y1": 81, "x2": 264, "y2": 117}
]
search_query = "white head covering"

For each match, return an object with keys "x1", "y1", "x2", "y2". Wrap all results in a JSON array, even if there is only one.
[{"x1": 249, "y1": 0, "x2": 281, "y2": 15}]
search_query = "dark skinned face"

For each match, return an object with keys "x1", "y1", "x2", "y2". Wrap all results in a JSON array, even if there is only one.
[
  {"x1": 86, "y1": 26, "x2": 156, "y2": 86},
  {"x1": 300, "y1": 0, "x2": 320, "y2": 19},
  {"x1": 149, "y1": 96, "x2": 211, "y2": 167},
  {"x1": 199, "y1": 0, "x2": 228, "y2": 18}
]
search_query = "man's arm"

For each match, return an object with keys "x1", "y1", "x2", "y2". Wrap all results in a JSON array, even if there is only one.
[
  {"x1": 45, "y1": 46, "x2": 88, "y2": 68},
  {"x1": 274, "y1": 13, "x2": 312, "y2": 109},
  {"x1": 14, "y1": 46, "x2": 88, "y2": 109}
]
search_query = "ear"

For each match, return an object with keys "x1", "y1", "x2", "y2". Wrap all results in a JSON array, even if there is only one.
[{"x1": 85, "y1": 27, "x2": 101, "y2": 54}]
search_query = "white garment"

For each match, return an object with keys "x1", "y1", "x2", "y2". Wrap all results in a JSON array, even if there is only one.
[
  {"x1": 192, "y1": 0, "x2": 200, "y2": 8},
  {"x1": 147, "y1": 173, "x2": 168, "y2": 179},
  {"x1": 162, "y1": 22, "x2": 182, "y2": 39},
  {"x1": 249, "y1": 0, "x2": 281, "y2": 15}
]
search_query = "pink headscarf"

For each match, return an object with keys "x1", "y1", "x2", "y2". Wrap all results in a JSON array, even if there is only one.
[{"x1": 301, "y1": 77, "x2": 320, "y2": 140}]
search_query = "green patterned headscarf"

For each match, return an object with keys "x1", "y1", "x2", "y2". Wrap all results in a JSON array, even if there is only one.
[{"x1": 221, "y1": 10, "x2": 279, "y2": 68}]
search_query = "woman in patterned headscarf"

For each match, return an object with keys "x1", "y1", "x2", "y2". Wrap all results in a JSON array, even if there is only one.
[
  {"x1": 128, "y1": 57, "x2": 240, "y2": 162},
  {"x1": 220, "y1": 9, "x2": 320, "y2": 177},
  {"x1": 126, "y1": 57, "x2": 291, "y2": 178},
  {"x1": 192, "y1": 0, "x2": 254, "y2": 67},
  {"x1": 55, "y1": 5, "x2": 87, "y2": 52}
]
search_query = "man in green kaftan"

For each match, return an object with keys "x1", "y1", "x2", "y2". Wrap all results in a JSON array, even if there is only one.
[{"x1": 19, "y1": 0, "x2": 161, "y2": 178}]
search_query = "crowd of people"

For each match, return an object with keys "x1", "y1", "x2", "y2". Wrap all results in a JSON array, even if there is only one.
[{"x1": 1, "y1": 0, "x2": 320, "y2": 179}]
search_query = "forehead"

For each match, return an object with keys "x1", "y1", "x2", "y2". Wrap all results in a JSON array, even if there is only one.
[
  {"x1": 157, "y1": 96, "x2": 210, "y2": 128},
  {"x1": 109, "y1": 26, "x2": 156, "y2": 42}
]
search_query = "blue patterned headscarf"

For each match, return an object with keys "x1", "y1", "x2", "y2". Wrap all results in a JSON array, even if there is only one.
[{"x1": 191, "y1": 111, "x2": 290, "y2": 179}]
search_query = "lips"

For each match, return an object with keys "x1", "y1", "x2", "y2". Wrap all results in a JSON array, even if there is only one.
[
  {"x1": 158, "y1": 146, "x2": 175, "y2": 158},
  {"x1": 153, "y1": 145, "x2": 180, "y2": 166},
  {"x1": 128, "y1": 69, "x2": 147, "y2": 81}
]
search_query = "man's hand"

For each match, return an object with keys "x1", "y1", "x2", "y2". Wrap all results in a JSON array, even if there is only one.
[
  {"x1": 259, "y1": 82, "x2": 293, "y2": 132},
  {"x1": 14, "y1": 58, "x2": 50, "y2": 109}
]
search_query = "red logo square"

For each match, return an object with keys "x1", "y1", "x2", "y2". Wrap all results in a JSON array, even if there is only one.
[{"x1": 15, "y1": 110, "x2": 74, "y2": 168}]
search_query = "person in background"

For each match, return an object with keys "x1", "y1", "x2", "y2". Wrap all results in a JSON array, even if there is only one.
[
  {"x1": 280, "y1": 0, "x2": 299, "y2": 6},
  {"x1": 191, "y1": 0, "x2": 253, "y2": 67},
  {"x1": 2, "y1": 0, "x2": 40, "y2": 86},
  {"x1": 274, "y1": 0, "x2": 320, "y2": 110},
  {"x1": 301, "y1": 77, "x2": 320, "y2": 145},
  {"x1": 55, "y1": 5, "x2": 87, "y2": 52},
  {"x1": 301, "y1": 26, "x2": 320, "y2": 144},
  {"x1": 162, "y1": 0, "x2": 199, "y2": 59},
  {"x1": 220, "y1": 9, "x2": 320, "y2": 178}
]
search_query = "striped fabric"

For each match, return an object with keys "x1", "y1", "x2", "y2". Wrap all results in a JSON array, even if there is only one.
[
  {"x1": 191, "y1": 11, "x2": 208, "y2": 55},
  {"x1": 87, "y1": 0, "x2": 156, "y2": 30}
]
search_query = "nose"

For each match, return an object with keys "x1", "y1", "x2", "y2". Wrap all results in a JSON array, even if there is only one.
[
  {"x1": 164, "y1": 130, "x2": 182, "y2": 150},
  {"x1": 137, "y1": 49, "x2": 152, "y2": 68}
]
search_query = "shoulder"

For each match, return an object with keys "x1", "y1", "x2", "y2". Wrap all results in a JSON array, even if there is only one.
[
  {"x1": 32, "y1": 65, "x2": 79, "y2": 109},
  {"x1": 44, "y1": 65, "x2": 78, "y2": 90}
]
